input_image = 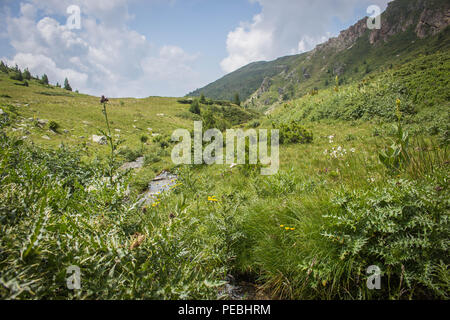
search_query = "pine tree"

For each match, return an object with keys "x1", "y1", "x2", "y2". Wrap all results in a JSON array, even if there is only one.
[
  {"x1": 23, "y1": 68, "x2": 31, "y2": 80},
  {"x1": 0, "y1": 61, "x2": 8, "y2": 73},
  {"x1": 41, "y1": 74, "x2": 49, "y2": 85},
  {"x1": 233, "y1": 93, "x2": 241, "y2": 106},
  {"x1": 189, "y1": 100, "x2": 201, "y2": 115},
  {"x1": 64, "y1": 78, "x2": 72, "y2": 91}
]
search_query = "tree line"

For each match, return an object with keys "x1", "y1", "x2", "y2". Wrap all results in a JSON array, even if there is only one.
[{"x1": 0, "y1": 60, "x2": 73, "y2": 91}]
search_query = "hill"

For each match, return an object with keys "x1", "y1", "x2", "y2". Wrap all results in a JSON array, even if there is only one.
[{"x1": 188, "y1": 0, "x2": 450, "y2": 111}]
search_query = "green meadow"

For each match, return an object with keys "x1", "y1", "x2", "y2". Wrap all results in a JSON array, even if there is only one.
[{"x1": 0, "y1": 48, "x2": 449, "y2": 300}]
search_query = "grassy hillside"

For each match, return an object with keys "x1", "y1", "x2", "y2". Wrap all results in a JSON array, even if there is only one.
[{"x1": 189, "y1": 0, "x2": 450, "y2": 112}]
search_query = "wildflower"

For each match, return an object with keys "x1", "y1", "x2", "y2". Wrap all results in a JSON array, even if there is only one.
[
  {"x1": 322, "y1": 280, "x2": 327, "y2": 287},
  {"x1": 290, "y1": 228, "x2": 295, "y2": 231},
  {"x1": 208, "y1": 196, "x2": 219, "y2": 202},
  {"x1": 350, "y1": 148, "x2": 356, "y2": 153},
  {"x1": 285, "y1": 227, "x2": 290, "y2": 231},
  {"x1": 328, "y1": 135, "x2": 335, "y2": 143},
  {"x1": 100, "y1": 95, "x2": 109, "y2": 104},
  {"x1": 280, "y1": 225, "x2": 285, "y2": 228}
]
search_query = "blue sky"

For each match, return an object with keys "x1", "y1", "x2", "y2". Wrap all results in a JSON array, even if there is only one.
[{"x1": 0, "y1": 0, "x2": 390, "y2": 98}]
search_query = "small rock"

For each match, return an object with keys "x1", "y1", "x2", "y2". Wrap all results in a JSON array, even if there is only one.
[
  {"x1": 42, "y1": 135, "x2": 51, "y2": 140},
  {"x1": 37, "y1": 119, "x2": 48, "y2": 127},
  {"x1": 92, "y1": 135, "x2": 107, "y2": 145},
  {"x1": 0, "y1": 108, "x2": 4, "y2": 115}
]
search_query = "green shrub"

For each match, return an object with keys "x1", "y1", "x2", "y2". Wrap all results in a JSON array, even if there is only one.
[
  {"x1": 49, "y1": 121, "x2": 60, "y2": 132},
  {"x1": 274, "y1": 121, "x2": 313, "y2": 144},
  {"x1": 10, "y1": 71, "x2": 23, "y2": 81},
  {"x1": 118, "y1": 146, "x2": 142, "y2": 162},
  {"x1": 322, "y1": 173, "x2": 449, "y2": 299},
  {"x1": 189, "y1": 100, "x2": 201, "y2": 115}
]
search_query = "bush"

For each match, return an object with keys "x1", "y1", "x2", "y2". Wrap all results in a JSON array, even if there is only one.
[
  {"x1": 321, "y1": 173, "x2": 449, "y2": 299},
  {"x1": 23, "y1": 68, "x2": 31, "y2": 80},
  {"x1": 189, "y1": 100, "x2": 201, "y2": 115},
  {"x1": 49, "y1": 121, "x2": 60, "y2": 132},
  {"x1": 275, "y1": 121, "x2": 313, "y2": 144},
  {"x1": 117, "y1": 146, "x2": 142, "y2": 162}
]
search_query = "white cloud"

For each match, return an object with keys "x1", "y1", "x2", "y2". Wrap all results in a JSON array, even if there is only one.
[
  {"x1": 2, "y1": 1, "x2": 200, "y2": 97},
  {"x1": 221, "y1": 0, "x2": 391, "y2": 73}
]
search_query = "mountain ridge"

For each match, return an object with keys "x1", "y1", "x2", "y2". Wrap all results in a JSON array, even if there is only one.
[{"x1": 188, "y1": 0, "x2": 450, "y2": 110}]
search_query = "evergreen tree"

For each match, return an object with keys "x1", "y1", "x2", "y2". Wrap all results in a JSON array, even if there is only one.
[
  {"x1": 189, "y1": 99, "x2": 201, "y2": 115},
  {"x1": 41, "y1": 74, "x2": 49, "y2": 85},
  {"x1": 0, "y1": 61, "x2": 8, "y2": 73},
  {"x1": 23, "y1": 68, "x2": 31, "y2": 80},
  {"x1": 233, "y1": 93, "x2": 241, "y2": 106},
  {"x1": 64, "y1": 78, "x2": 72, "y2": 91},
  {"x1": 200, "y1": 93, "x2": 206, "y2": 104}
]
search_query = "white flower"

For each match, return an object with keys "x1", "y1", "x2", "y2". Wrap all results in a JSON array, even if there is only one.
[{"x1": 350, "y1": 148, "x2": 356, "y2": 153}]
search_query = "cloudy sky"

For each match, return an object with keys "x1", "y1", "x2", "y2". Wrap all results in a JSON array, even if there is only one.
[{"x1": 0, "y1": 0, "x2": 390, "y2": 98}]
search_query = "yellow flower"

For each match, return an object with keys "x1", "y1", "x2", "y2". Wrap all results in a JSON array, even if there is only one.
[
  {"x1": 285, "y1": 227, "x2": 290, "y2": 231},
  {"x1": 322, "y1": 280, "x2": 327, "y2": 287},
  {"x1": 280, "y1": 225, "x2": 285, "y2": 228},
  {"x1": 290, "y1": 228, "x2": 295, "y2": 231},
  {"x1": 208, "y1": 196, "x2": 218, "y2": 202}
]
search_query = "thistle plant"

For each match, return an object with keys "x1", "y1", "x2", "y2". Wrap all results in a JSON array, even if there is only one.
[{"x1": 100, "y1": 95, "x2": 119, "y2": 183}]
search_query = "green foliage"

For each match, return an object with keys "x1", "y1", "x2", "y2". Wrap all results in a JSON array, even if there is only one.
[
  {"x1": 274, "y1": 120, "x2": 313, "y2": 144},
  {"x1": 0, "y1": 61, "x2": 8, "y2": 73},
  {"x1": 64, "y1": 78, "x2": 72, "y2": 91},
  {"x1": 233, "y1": 93, "x2": 241, "y2": 106},
  {"x1": 23, "y1": 68, "x2": 31, "y2": 81},
  {"x1": 189, "y1": 99, "x2": 201, "y2": 115},
  {"x1": 0, "y1": 133, "x2": 225, "y2": 299},
  {"x1": 10, "y1": 71, "x2": 23, "y2": 82},
  {"x1": 199, "y1": 93, "x2": 206, "y2": 104},
  {"x1": 118, "y1": 146, "x2": 142, "y2": 162},
  {"x1": 40, "y1": 74, "x2": 49, "y2": 85},
  {"x1": 49, "y1": 121, "x2": 60, "y2": 132},
  {"x1": 322, "y1": 173, "x2": 449, "y2": 299}
]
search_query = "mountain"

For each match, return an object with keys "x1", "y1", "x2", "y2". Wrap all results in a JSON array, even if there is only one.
[{"x1": 188, "y1": 0, "x2": 450, "y2": 111}]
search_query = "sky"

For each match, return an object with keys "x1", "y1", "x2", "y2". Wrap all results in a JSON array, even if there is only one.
[{"x1": 0, "y1": 0, "x2": 390, "y2": 98}]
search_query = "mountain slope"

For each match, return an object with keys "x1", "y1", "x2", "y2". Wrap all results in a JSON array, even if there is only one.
[{"x1": 188, "y1": 0, "x2": 450, "y2": 110}]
